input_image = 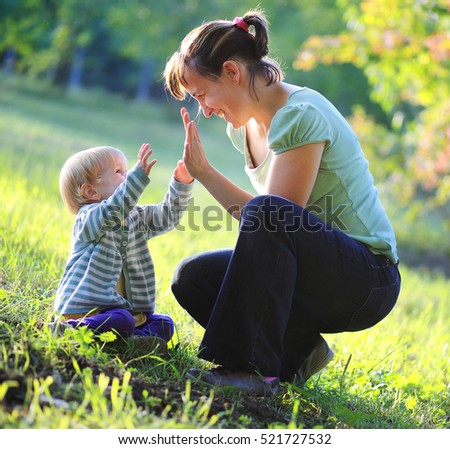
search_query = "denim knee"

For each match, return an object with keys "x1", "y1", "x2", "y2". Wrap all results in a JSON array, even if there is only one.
[
  {"x1": 241, "y1": 195, "x2": 299, "y2": 232},
  {"x1": 171, "y1": 256, "x2": 192, "y2": 309},
  {"x1": 244, "y1": 194, "x2": 274, "y2": 211},
  {"x1": 242, "y1": 195, "x2": 324, "y2": 234}
]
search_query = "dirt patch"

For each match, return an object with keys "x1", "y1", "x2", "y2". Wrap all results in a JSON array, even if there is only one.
[
  {"x1": 0, "y1": 352, "x2": 296, "y2": 428},
  {"x1": 129, "y1": 375, "x2": 291, "y2": 428}
]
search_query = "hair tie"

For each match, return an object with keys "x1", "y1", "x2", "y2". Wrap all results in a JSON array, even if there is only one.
[{"x1": 233, "y1": 17, "x2": 249, "y2": 33}]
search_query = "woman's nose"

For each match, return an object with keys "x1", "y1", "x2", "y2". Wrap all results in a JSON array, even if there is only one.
[
  {"x1": 201, "y1": 105, "x2": 213, "y2": 118},
  {"x1": 198, "y1": 99, "x2": 213, "y2": 118}
]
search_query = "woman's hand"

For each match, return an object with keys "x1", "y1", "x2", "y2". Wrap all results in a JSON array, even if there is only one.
[
  {"x1": 181, "y1": 108, "x2": 211, "y2": 182},
  {"x1": 136, "y1": 143, "x2": 157, "y2": 176}
]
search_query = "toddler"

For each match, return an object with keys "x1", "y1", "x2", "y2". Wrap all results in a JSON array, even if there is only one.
[{"x1": 52, "y1": 143, "x2": 193, "y2": 349}]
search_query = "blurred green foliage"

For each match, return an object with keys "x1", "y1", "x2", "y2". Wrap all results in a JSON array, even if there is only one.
[
  {"x1": 0, "y1": 0, "x2": 377, "y2": 113},
  {"x1": 1, "y1": 0, "x2": 449, "y2": 226},
  {"x1": 296, "y1": 0, "x2": 450, "y2": 215}
]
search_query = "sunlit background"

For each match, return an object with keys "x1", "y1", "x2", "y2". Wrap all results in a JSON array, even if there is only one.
[
  {"x1": 2, "y1": 0, "x2": 448, "y2": 268},
  {"x1": 0, "y1": 0, "x2": 449, "y2": 431}
]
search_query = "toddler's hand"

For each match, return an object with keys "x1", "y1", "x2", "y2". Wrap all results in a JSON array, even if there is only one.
[
  {"x1": 173, "y1": 160, "x2": 194, "y2": 184},
  {"x1": 136, "y1": 143, "x2": 157, "y2": 176}
]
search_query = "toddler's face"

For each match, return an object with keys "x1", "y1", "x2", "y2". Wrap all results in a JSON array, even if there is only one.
[{"x1": 95, "y1": 154, "x2": 127, "y2": 200}]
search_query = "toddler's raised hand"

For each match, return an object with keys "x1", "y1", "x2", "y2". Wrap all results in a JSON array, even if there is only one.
[
  {"x1": 174, "y1": 160, "x2": 194, "y2": 184},
  {"x1": 136, "y1": 143, "x2": 157, "y2": 176}
]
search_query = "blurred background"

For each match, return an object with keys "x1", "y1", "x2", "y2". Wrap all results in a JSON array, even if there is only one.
[{"x1": 1, "y1": 0, "x2": 449, "y2": 273}]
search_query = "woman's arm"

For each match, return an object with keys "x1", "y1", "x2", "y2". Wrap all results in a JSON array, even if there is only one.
[
  {"x1": 264, "y1": 142, "x2": 325, "y2": 208},
  {"x1": 182, "y1": 109, "x2": 324, "y2": 216},
  {"x1": 194, "y1": 164, "x2": 254, "y2": 219}
]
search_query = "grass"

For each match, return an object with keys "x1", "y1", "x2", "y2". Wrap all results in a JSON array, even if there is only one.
[{"x1": 0, "y1": 75, "x2": 449, "y2": 430}]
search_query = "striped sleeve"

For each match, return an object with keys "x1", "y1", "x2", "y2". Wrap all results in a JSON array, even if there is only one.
[{"x1": 137, "y1": 177, "x2": 194, "y2": 239}]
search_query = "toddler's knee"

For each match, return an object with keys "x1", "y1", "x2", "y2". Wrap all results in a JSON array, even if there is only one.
[
  {"x1": 139, "y1": 313, "x2": 175, "y2": 341},
  {"x1": 113, "y1": 309, "x2": 136, "y2": 337},
  {"x1": 157, "y1": 314, "x2": 175, "y2": 341}
]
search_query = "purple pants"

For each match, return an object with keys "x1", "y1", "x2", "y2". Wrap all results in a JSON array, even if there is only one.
[{"x1": 65, "y1": 308, "x2": 174, "y2": 342}]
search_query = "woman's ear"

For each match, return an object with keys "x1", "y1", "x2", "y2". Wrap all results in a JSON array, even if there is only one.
[
  {"x1": 80, "y1": 183, "x2": 100, "y2": 201},
  {"x1": 222, "y1": 60, "x2": 241, "y2": 84}
]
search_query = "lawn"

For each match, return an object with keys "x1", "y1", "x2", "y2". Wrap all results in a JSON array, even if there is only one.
[{"x1": 0, "y1": 76, "x2": 448, "y2": 431}]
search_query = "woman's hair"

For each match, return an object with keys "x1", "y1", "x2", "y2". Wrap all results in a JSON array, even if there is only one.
[
  {"x1": 59, "y1": 146, "x2": 125, "y2": 215},
  {"x1": 164, "y1": 8, "x2": 284, "y2": 100}
]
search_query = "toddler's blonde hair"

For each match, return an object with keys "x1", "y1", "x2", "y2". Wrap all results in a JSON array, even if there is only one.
[{"x1": 59, "y1": 146, "x2": 126, "y2": 214}]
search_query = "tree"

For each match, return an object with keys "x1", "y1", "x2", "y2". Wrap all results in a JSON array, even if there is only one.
[
  {"x1": 47, "y1": 0, "x2": 110, "y2": 90},
  {"x1": 106, "y1": 0, "x2": 206, "y2": 101},
  {"x1": 0, "y1": 0, "x2": 56, "y2": 75},
  {"x1": 0, "y1": 0, "x2": 111, "y2": 90},
  {"x1": 295, "y1": 0, "x2": 450, "y2": 212}
]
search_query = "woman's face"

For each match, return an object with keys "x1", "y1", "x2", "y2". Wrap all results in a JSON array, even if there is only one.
[{"x1": 184, "y1": 64, "x2": 250, "y2": 128}]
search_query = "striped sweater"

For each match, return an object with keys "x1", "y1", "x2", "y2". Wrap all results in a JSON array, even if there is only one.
[{"x1": 55, "y1": 166, "x2": 193, "y2": 316}]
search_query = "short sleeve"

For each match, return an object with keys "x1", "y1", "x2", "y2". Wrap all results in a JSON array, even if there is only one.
[{"x1": 269, "y1": 103, "x2": 333, "y2": 155}]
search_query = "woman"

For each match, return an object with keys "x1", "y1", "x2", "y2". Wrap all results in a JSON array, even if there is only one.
[{"x1": 164, "y1": 9, "x2": 401, "y2": 395}]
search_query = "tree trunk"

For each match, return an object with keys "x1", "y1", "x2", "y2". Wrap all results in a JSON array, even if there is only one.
[
  {"x1": 68, "y1": 47, "x2": 85, "y2": 92},
  {"x1": 4, "y1": 48, "x2": 15, "y2": 74},
  {"x1": 135, "y1": 58, "x2": 155, "y2": 102}
]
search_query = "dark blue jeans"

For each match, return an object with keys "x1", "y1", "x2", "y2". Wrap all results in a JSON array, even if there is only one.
[{"x1": 172, "y1": 195, "x2": 401, "y2": 380}]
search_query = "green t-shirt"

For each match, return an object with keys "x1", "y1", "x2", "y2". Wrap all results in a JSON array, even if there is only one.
[{"x1": 227, "y1": 87, "x2": 398, "y2": 263}]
